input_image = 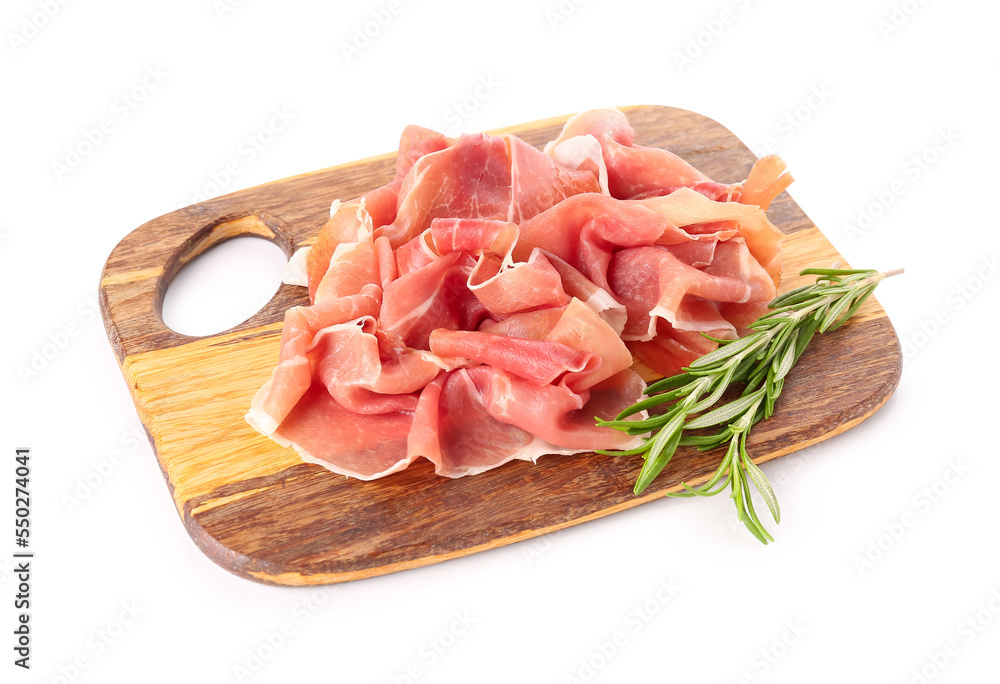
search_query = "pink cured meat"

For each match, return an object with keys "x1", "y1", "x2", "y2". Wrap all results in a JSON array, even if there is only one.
[
  {"x1": 533, "y1": 250, "x2": 627, "y2": 335},
  {"x1": 541, "y1": 298, "x2": 633, "y2": 392},
  {"x1": 545, "y1": 108, "x2": 731, "y2": 200},
  {"x1": 468, "y1": 249, "x2": 570, "y2": 317},
  {"x1": 431, "y1": 217, "x2": 511, "y2": 253},
  {"x1": 380, "y1": 218, "x2": 576, "y2": 348},
  {"x1": 546, "y1": 107, "x2": 792, "y2": 210},
  {"x1": 512, "y1": 193, "x2": 703, "y2": 290},
  {"x1": 662, "y1": 241, "x2": 718, "y2": 268},
  {"x1": 407, "y1": 365, "x2": 645, "y2": 478},
  {"x1": 313, "y1": 224, "x2": 379, "y2": 304},
  {"x1": 273, "y1": 384, "x2": 415, "y2": 480},
  {"x1": 406, "y1": 371, "x2": 537, "y2": 479},
  {"x1": 249, "y1": 109, "x2": 791, "y2": 482},
  {"x1": 246, "y1": 287, "x2": 382, "y2": 437},
  {"x1": 309, "y1": 128, "x2": 599, "y2": 301},
  {"x1": 394, "y1": 229, "x2": 438, "y2": 276},
  {"x1": 609, "y1": 246, "x2": 751, "y2": 340},
  {"x1": 380, "y1": 251, "x2": 489, "y2": 350},
  {"x1": 389, "y1": 219, "x2": 573, "y2": 328},
  {"x1": 378, "y1": 134, "x2": 513, "y2": 248},
  {"x1": 306, "y1": 126, "x2": 454, "y2": 301},
  {"x1": 250, "y1": 232, "x2": 646, "y2": 480},
  {"x1": 467, "y1": 366, "x2": 643, "y2": 451},
  {"x1": 266, "y1": 291, "x2": 645, "y2": 480},
  {"x1": 363, "y1": 124, "x2": 458, "y2": 229},
  {"x1": 737, "y1": 155, "x2": 793, "y2": 212},
  {"x1": 507, "y1": 135, "x2": 601, "y2": 222},
  {"x1": 428, "y1": 329, "x2": 599, "y2": 387},
  {"x1": 375, "y1": 132, "x2": 600, "y2": 250},
  {"x1": 311, "y1": 317, "x2": 443, "y2": 414},
  {"x1": 616, "y1": 238, "x2": 777, "y2": 376},
  {"x1": 478, "y1": 307, "x2": 565, "y2": 339},
  {"x1": 609, "y1": 237, "x2": 776, "y2": 342},
  {"x1": 701, "y1": 238, "x2": 777, "y2": 333},
  {"x1": 478, "y1": 298, "x2": 632, "y2": 392},
  {"x1": 637, "y1": 188, "x2": 784, "y2": 284}
]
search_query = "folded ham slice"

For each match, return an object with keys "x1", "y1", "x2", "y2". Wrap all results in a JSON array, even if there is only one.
[
  {"x1": 248, "y1": 108, "x2": 791, "y2": 480},
  {"x1": 306, "y1": 126, "x2": 454, "y2": 301},
  {"x1": 544, "y1": 107, "x2": 792, "y2": 211},
  {"x1": 375, "y1": 131, "x2": 600, "y2": 249}
]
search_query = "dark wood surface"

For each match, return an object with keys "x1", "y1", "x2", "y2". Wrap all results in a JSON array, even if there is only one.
[{"x1": 99, "y1": 105, "x2": 902, "y2": 586}]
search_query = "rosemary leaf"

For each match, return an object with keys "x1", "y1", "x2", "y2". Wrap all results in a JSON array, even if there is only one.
[{"x1": 685, "y1": 388, "x2": 767, "y2": 430}]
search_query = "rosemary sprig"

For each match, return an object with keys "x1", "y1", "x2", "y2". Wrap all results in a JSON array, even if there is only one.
[{"x1": 598, "y1": 267, "x2": 903, "y2": 543}]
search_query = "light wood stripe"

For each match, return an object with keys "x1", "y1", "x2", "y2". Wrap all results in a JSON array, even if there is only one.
[
  {"x1": 101, "y1": 266, "x2": 164, "y2": 287},
  {"x1": 121, "y1": 321, "x2": 293, "y2": 515}
]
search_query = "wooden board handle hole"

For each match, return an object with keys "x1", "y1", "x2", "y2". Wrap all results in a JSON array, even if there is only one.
[{"x1": 159, "y1": 214, "x2": 296, "y2": 338}]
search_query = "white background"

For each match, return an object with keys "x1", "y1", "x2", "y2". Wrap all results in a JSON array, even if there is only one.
[{"x1": 3, "y1": 0, "x2": 999, "y2": 682}]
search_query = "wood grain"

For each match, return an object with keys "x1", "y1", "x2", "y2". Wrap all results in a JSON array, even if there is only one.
[{"x1": 99, "y1": 105, "x2": 902, "y2": 586}]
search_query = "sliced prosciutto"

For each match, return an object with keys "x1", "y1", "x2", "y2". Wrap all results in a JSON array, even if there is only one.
[
  {"x1": 638, "y1": 188, "x2": 784, "y2": 284},
  {"x1": 512, "y1": 192, "x2": 705, "y2": 290},
  {"x1": 248, "y1": 108, "x2": 792, "y2": 481},
  {"x1": 248, "y1": 212, "x2": 648, "y2": 479},
  {"x1": 305, "y1": 126, "x2": 454, "y2": 301},
  {"x1": 375, "y1": 132, "x2": 600, "y2": 250},
  {"x1": 246, "y1": 286, "x2": 382, "y2": 436},
  {"x1": 545, "y1": 107, "x2": 792, "y2": 210}
]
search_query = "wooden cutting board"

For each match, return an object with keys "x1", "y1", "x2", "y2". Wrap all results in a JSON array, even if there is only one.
[{"x1": 100, "y1": 105, "x2": 901, "y2": 586}]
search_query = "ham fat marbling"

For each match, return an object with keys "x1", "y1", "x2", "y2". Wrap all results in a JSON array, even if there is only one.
[{"x1": 247, "y1": 108, "x2": 791, "y2": 480}]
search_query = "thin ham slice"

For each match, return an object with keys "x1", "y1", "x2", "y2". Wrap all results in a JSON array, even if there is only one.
[
  {"x1": 246, "y1": 286, "x2": 382, "y2": 436},
  {"x1": 428, "y1": 329, "x2": 598, "y2": 386},
  {"x1": 702, "y1": 237, "x2": 777, "y2": 335},
  {"x1": 543, "y1": 298, "x2": 633, "y2": 392},
  {"x1": 378, "y1": 134, "x2": 513, "y2": 248},
  {"x1": 547, "y1": 134, "x2": 610, "y2": 195},
  {"x1": 609, "y1": 237, "x2": 776, "y2": 342},
  {"x1": 637, "y1": 188, "x2": 784, "y2": 284},
  {"x1": 662, "y1": 241, "x2": 718, "y2": 268},
  {"x1": 306, "y1": 126, "x2": 454, "y2": 301},
  {"x1": 545, "y1": 107, "x2": 793, "y2": 211},
  {"x1": 306, "y1": 200, "x2": 366, "y2": 302},
  {"x1": 609, "y1": 246, "x2": 751, "y2": 341},
  {"x1": 478, "y1": 307, "x2": 565, "y2": 339},
  {"x1": 536, "y1": 250, "x2": 627, "y2": 335},
  {"x1": 308, "y1": 130, "x2": 600, "y2": 301},
  {"x1": 394, "y1": 228, "x2": 439, "y2": 276},
  {"x1": 273, "y1": 384, "x2": 415, "y2": 480},
  {"x1": 312, "y1": 317, "x2": 444, "y2": 414},
  {"x1": 508, "y1": 135, "x2": 601, "y2": 221},
  {"x1": 407, "y1": 371, "x2": 566, "y2": 479},
  {"x1": 379, "y1": 251, "x2": 486, "y2": 349},
  {"x1": 737, "y1": 155, "x2": 793, "y2": 212},
  {"x1": 430, "y1": 217, "x2": 511, "y2": 253},
  {"x1": 407, "y1": 366, "x2": 644, "y2": 478},
  {"x1": 467, "y1": 365, "x2": 644, "y2": 451},
  {"x1": 396, "y1": 219, "x2": 574, "y2": 320},
  {"x1": 469, "y1": 249, "x2": 570, "y2": 316},
  {"x1": 375, "y1": 132, "x2": 601, "y2": 250},
  {"x1": 544, "y1": 108, "x2": 731, "y2": 200},
  {"x1": 513, "y1": 192, "x2": 700, "y2": 290},
  {"x1": 249, "y1": 109, "x2": 792, "y2": 483},
  {"x1": 313, "y1": 204, "x2": 378, "y2": 304}
]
